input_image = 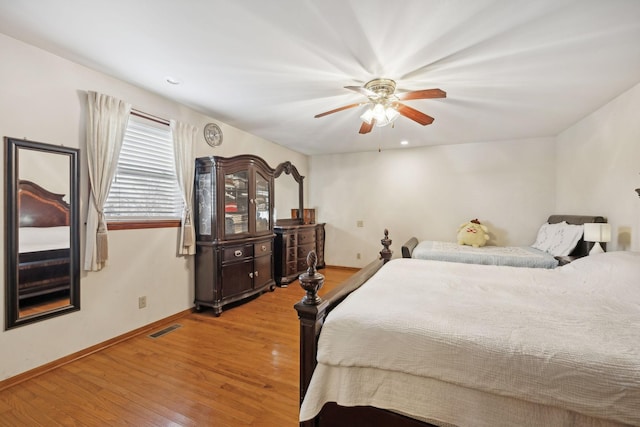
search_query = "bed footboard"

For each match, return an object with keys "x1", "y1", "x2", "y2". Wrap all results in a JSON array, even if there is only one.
[
  {"x1": 18, "y1": 249, "x2": 70, "y2": 299},
  {"x1": 294, "y1": 230, "x2": 393, "y2": 427}
]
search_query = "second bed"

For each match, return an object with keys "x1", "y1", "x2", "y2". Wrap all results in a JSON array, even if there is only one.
[{"x1": 402, "y1": 214, "x2": 605, "y2": 268}]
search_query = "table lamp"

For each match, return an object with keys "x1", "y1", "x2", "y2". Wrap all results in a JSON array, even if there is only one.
[{"x1": 583, "y1": 223, "x2": 611, "y2": 255}]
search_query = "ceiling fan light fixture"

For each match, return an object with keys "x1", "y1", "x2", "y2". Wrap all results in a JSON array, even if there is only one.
[
  {"x1": 372, "y1": 102, "x2": 388, "y2": 125},
  {"x1": 360, "y1": 107, "x2": 375, "y2": 125},
  {"x1": 385, "y1": 105, "x2": 400, "y2": 123},
  {"x1": 360, "y1": 101, "x2": 399, "y2": 127}
]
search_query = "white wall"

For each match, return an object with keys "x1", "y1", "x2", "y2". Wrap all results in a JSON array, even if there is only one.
[
  {"x1": 0, "y1": 33, "x2": 308, "y2": 381},
  {"x1": 556, "y1": 83, "x2": 640, "y2": 251},
  {"x1": 309, "y1": 138, "x2": 557, "y2": 267}
]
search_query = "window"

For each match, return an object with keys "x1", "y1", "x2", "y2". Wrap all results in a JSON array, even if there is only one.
[{"x1": 104, "y1": 113, "x2": 183, "y2": 226}]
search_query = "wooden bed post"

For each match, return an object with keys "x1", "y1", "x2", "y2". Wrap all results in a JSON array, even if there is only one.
[
  {"x1": 296, "y1": 251, "x2": 326, "y2": 427},
  {"x1": 380, "y1": 228, "x2": 392, "y2": 263},
  {"x1": 294, "y1": 230, "x2": 393, "y2": 427},
  {"x1": 299, "y1": 251, "x2": 324, "y2": 305}
]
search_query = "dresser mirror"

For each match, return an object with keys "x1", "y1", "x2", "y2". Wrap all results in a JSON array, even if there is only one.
[
  {"x1": 5, "y1": 137, "x2": 80, "y2": 330},
  {"x1": 274, "y1": 161, "x2": 304, "y2": 225}
]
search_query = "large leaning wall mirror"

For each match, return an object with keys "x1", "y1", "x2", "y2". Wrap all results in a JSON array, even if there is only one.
[
  {"x1": 274, "y1": 161, "x2": 304, "y2": 226},
  {"x1": 5, "y1": 137, "x2": 80, "y2": 330}
]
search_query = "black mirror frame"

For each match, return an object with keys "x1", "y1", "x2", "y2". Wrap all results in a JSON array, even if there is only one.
[{"x1": 5, "y1": 137, "x2": 80, "y2": 330}]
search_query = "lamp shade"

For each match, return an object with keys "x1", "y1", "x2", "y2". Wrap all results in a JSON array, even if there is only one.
[
  {"x1": 583, "y1": 223, "x2": 611, "y2": 243},
  {"x1": 360, "y1": 108, "x2": 374, "y2": 124},
  {"x1": 371, "y1": 103, "x2": 389, "y2": 126}
]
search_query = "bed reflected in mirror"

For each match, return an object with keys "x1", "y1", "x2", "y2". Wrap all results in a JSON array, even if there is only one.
[{"x1": 5, "y1": 137, "x2": 80, "y2": 330}]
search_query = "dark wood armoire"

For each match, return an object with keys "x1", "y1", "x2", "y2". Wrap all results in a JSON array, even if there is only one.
[{"x1": 194, "y1": 155, "x2": 276, "y2": 316}]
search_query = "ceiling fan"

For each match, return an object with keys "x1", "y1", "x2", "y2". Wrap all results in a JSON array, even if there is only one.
[{"x1": 314, "y1": 78, "x2": 446, "y2": 134}]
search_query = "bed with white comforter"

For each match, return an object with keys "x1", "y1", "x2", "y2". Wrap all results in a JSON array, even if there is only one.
[{"x1": 300, "y1": 252, "x2": 640, "y2": 426}]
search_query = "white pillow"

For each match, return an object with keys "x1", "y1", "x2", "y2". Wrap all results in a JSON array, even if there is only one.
[
  {"x1": 532, "y1": 222, "x2": 563, "y2": 251},
  {"x1": 532, "y1": 221, "x2": 584, "y2": 256}
]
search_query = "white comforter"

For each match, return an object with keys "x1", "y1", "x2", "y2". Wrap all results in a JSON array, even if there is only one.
[
  {"x1": 412, "y1": 240, "x2": 559, "y2": 268},
  {"x1": 19, "y1": 226, "x2": 69, "y2": 253},
  {"x1": 300, "y1": 252, "x2": 640, "y2": 426}
]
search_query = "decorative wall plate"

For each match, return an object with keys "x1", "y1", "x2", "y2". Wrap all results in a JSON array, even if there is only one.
[{"x1": 204, "y1": 123, "x2": 223, "y2": 147}]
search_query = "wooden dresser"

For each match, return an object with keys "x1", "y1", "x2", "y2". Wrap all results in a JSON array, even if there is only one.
[{"x1": 274, "y1": 223, "x2": 325, "y2": 286}]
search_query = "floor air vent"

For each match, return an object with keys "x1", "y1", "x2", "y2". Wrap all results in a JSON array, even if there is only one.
[{"x1": 148, "y1": 324, "x2": 182, "y2": 339}]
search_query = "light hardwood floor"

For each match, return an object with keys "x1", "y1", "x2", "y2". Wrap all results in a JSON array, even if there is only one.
[{"x1": 0, "y1": 267, "x2": 356, "y2": 427}]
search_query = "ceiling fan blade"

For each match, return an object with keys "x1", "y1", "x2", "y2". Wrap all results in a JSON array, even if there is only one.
[
  {"x1": 359, "y1": 120, "x2": 374, "y2": 134},
  {"x1": 396, "y1": 88, "x2": 446, "y2": 101},
  {"x1": 314, "y1": 103, "x2": 362, "y2": 118},
  {"x1": 395, "y1": 103, "x2": 435, "y2": 126},
  {"x1": 345, "y1": 85, "x2": 378, "y2": 98}
]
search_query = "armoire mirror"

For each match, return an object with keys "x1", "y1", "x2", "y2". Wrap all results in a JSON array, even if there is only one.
[
  {"x1": 274, "y1": 161, "x2": 304, "y2": 225},
  {"x1": 5, "y1": 137, "x2": 80, "y2": 330}
]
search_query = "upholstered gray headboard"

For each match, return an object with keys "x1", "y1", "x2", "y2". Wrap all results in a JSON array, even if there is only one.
[{"x1": 547, "y1": 214, "x2": 606, "y2": 257}]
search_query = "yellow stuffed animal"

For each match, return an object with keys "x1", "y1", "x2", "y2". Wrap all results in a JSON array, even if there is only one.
[{"x1": 457, "y1": 219, "x2": 490, "y2": 247}]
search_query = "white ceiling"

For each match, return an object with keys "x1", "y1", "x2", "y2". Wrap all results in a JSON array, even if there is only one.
[{"x1": 1, "y1": 0, "x2": 640, "y2": 155}]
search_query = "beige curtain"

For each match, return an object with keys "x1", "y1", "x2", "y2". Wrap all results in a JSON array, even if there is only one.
[
  {"x1": 84, "y1": 91, "x2": 131, "y2": 271},
  {"x1": 170, "y1": 120, "x2": 197, "y2": 255}
]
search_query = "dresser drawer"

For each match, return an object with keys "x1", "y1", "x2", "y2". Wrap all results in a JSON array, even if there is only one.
[
  {"x1": 287, "y1": 233, "x2": 297, "y2": 245},
  {"x1": 297, "y1": 258, "x2": 310, "y2": 271},
  {"x1": 254, "y1": 241, "x2": 272, "y2": 256},
  {"x1": 286, "y1": 261, "x2": 298, "y2": 276},
  {"x1": 297, "y1": 230, "x2": 315, "y2": 245},
  {"x1": 222, "y1": 244, "x2": 253, "y2": 262},
  {"x1": 286, "y1": 246, "x2": 297, "y2": 260},
  {"x1": 297, "y1": 243, "x2": 315, "y2": 259},
  {"x1": 283, "y1": 238, "x2": 295, "y2": 250}
]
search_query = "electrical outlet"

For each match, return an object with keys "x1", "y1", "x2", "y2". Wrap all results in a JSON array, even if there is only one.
[
  {"x1": 138, "y1": 296, "x2": 147, "y2": 309},
  {"x1": 357, "y1": 253, "x2": 361, "y2": 260},
  {"x1": 357, "y1": 220, "x2": 364, "y2": 227}
]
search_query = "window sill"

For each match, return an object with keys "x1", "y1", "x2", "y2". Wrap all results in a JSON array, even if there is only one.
[{"x1": 107, "y1": 220, "x2": 181, "y2": 230}]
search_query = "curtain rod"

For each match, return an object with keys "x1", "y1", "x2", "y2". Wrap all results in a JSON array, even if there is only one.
[{"x1": 131, "y1": 109, "x2": 170, "y2": 126}]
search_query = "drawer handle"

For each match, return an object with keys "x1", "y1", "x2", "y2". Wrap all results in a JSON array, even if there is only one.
[
  {"x1": 235, "y1": 250, "x2": 243, "y2": 257},
  {"x1": 249, "y1": 272, "x2": 254, "y2": 278},
  {"x1": 261, "y1": 245, "x2": 267, "y2": 252},
  {"x1": 255, "y1": 271, "x2": 259, "y2": 277}
]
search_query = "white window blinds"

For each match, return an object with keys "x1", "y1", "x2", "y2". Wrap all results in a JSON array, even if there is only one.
[{"x1": 104, "y1": 114, "x2": 183, "y2": 220}]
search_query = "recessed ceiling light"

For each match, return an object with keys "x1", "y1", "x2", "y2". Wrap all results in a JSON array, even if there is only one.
[
  {"x1": 165, "y1": 76, "x2": 181, "y2": 85},
  {"x1": 400, "y1": 140, "x2": 409, "y2": 146}
]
